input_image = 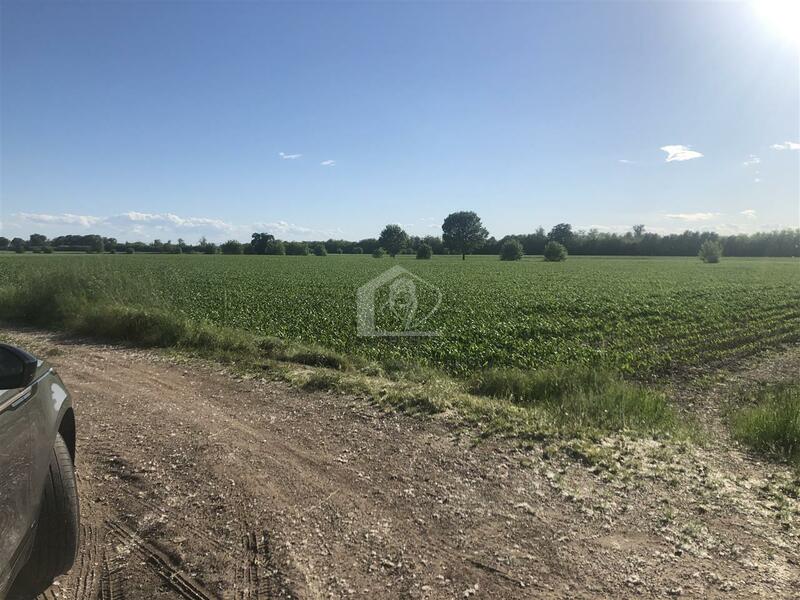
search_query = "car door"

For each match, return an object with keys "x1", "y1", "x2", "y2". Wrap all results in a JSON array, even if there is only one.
[{"x1": 0, "y1": 353, "x2": 36, "y2": 591}]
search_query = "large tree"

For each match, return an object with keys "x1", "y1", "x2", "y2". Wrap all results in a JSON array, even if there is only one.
[
  {"x1": 547, "y1": 223, "x2": 573, "y2": 247},
  {"x1": 442, "y1": 211, "x2": 488, "y2": 260},
  {"x1": 378, "y1": 224, "x2": 409, "y2": 257}
]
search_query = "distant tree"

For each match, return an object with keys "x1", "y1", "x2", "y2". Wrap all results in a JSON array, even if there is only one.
[
  {"x1": 543, "y1": 241, "x2": 568, "y2": 262},
  {"x1": 372, "y1": 247, "x2": 386, "y2": 258},
  {"x1": 547, "y1": 223, "x2": 573, "y2": 247},
  {"x1": 29, "y1": 233, "x2": 47, "y2": 248},
  {"x1": 87, "y1": 235, "x2": 104, "y2": 253},
  {"x1": 0, "y1": 237, "x2": 9, "y2": 250},
  {"x1": 126, "y1": 246, "x2": 135, "y2": 254},
  {"x1": 358, "y1": 238, "x2": 379, "y2": 254},
  {"x1": 422, "y1": 235, "x2": 444, "y2": 255},
  {"x1": 416, "y1": 243, "x2": 432, "y2": 259},
  {"x1": 378, "y1": 224, "x2": 409, "y2": 257},
  {"x1": 220, "y1": 240, "x2": 244, "y2": 255},
  {"x1": 632, "y1": 224, "x2": 646, "y2": 239},
  {"x1": 285, "y1": 241, "x2": 310, "y2": 255},
  {"x1": 270, "y1": 240, "x2": 286, "y2": 255},
  {"x1": 353, "y1": 246, "x2": 363, "y2": 254},
  {"x1": 43, "y1": 246, "x2": 54, "y2": 254},
  {"x1": 251, "y1": 233, "x2": 277, "y2": 255},
  {"x1": 203, "y1": 243, "x2": 219, "y2": 255},
  {"x1": 698, "y1": 239, "x2": 723, "y2": 263},
  {"x1": 11, "y1": 237, "x2": 25, "y2": 253},
  {"x1": 442, "y1": 211, "x2": 488, "y2": 260},
  {"x1": 500, "y1": 239, "x2": 524, "y2": 261},
  {"x1": 313, "y1": 243, "x2": 328, "y2": 256}
]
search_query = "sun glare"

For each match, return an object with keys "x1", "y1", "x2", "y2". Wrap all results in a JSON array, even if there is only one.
[{"x1": 753, "y1": 0, "x2": 800, "y2": 44}]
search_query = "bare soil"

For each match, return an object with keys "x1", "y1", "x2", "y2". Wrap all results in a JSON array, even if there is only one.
[{"x1": 3, "y1": 328, "x2": 798, "y2": 599}]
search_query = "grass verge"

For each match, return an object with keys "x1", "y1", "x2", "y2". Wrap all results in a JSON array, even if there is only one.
[{"x1": 731, "y1": 384, "x2": 800, "y2": 465}]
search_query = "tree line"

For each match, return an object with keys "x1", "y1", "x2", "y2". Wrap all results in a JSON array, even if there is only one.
[{"x1": 2, "y1": 213, "x2": 798, "y2": 257}]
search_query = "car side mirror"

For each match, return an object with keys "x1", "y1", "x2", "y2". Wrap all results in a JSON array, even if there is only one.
[{"x1": 0, "y1": 344, "x2": 38, "y2": 391}]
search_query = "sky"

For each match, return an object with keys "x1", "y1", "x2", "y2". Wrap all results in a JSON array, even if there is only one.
[{"x1": 1, "y1": 0, "x2": 798, "y2": 243}]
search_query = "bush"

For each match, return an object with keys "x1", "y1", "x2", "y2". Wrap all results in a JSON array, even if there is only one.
[
  {"x1": 353, "y1": 246, "x2": 363, "y2": 254},
  {"x1": 43, "y1": 247, "x2": 54, "y2": 254},
  {"x1": 732, "y1": 384, "x2": 800, "y2": 464},
  {"x1": 543, "y1": 241, "x2": 567, "y2": 262},
  {"x1": 416, "y1": 243, "x2": 432, "y2": 259},
  {"x1": 126, "y1": 247, "x2": 135, "y2": 254},
  {"x1": 500, "y1": 239, "x2": 524, "y2": 261},
  {"x1": 698, "y1": 240, "x2": 723, "y2": 263},
  {"x1": 313, "y1": 243, "x2": 328, "y2": 256},
  {"x1": 372, "y1": 247, "x2": 386, "y2": 258}
]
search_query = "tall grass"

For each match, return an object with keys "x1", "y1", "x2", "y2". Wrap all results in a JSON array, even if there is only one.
[
  {"x1": 471, "y1": 366, "x2": 676, "y2": 433},
  {"x1": 732, "y1": 384, "x2": 800, "y2": 464}
]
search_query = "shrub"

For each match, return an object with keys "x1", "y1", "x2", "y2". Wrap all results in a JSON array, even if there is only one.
[
  {"x1": 372, "y1": 247, "x2": 386, "y2": 258},
  {"x1": 126, "y1": 247, "x2": 135, "y2": 254},
  {"x1": 43, "y1": 247, "x2": 54, "y2": 254},
  {"x1": 500, "y1": 239, "x2": 523, "y2": 261},
  {"x1": 732, "y1": 384, "x2": 800, "y2": 464},
  {"x1": 313, "y1": 243, "x2": 328, "y2": 256},
  {"x1": 543, "y1": 241, "x2": 567, "y2": 262},
  {"x1": 416, "y1": 243, "x2": 432, "y2": 259},
  {"x1": 353, "y1": 246, "x2": 363, "y2": 254},
  {"x1": 698, "y1": 240, "x2": 723, "y2": 263}
]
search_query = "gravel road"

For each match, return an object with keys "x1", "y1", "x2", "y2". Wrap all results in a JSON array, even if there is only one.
[{"x1": 2, "y1": 329, "x2": 797, "y2": 599}]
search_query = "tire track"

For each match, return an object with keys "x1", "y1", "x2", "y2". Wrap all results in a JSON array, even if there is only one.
[
  {"x1": 234, "y1": 531, "x2": 295, "y2": 600},
  {"x1": 105, "y1": 520, "x2": 217, "y2": 600}
]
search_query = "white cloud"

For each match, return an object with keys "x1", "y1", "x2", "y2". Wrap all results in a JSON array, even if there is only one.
[
  {"x1": 770, "y1": 141, "x2": 800, "y2": 150},
  {"x1": 278, "y1": 152, "x2": 302, "y2": 160},
  {"x1": 742, "y1": 155, "x2": 760, "y2": 166},
  {"x1": 660, "y1": 145, "x2": 704, "y2": 162},
  {"x1": 112, "y1": 212, "x2": 233, "y2": 230},
  {"x1": 16, "y1": 212, "x2": 104, "y2": 228},
  {"x1": 665, "y1": 212, "x2": 718, "y2": 222},
  {"x1": 618, "y1": 159, "x2": 634, "y2": 164},
  {"x1": 754, "y1": 177, "x2": 761, "y2": 183},
  {"x1": 320, "y1": 160, "x2": 336, "y2": 166},
  {"x1": 741, "y1": 209, "x2": 757, "y2": 218}
]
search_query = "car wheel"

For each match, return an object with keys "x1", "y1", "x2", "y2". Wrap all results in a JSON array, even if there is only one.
[{"x1": 12, "y1": 433, "x2": 80, "y2": 596}]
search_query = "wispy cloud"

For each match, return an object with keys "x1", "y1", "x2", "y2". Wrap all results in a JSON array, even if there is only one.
[
  {"x1": 742, "y1": 154, "x2": 760, "y2": 166},
  {"x1": 17, "y1": 212, "x2": 104, "y2": 228},
  {"x1": 664, "y1": 212, "x2": 718, "y2": 222},
  {"x1": 10, "y1": 211, "x2": 327, "y2": 243},
  {"x1": 660, "y1": 145, "x2": 704, "y2": 162},
  {"x1": 618, "y1": 159, "x2": 634, "y2": 164},
  {"x1": 278, "y1": 152, "x2": 302, "y2": 160},
  {"x1": 111, "y1": 212, "x2": 234, "y2": 230},
  {"x1": 770, "y1": 141, "x2": 800, "y2": 150},
  {"x1": 741, "y1": 209, "x2": 757, "y2": 219},
  {"x1": 320, "y1": 160, "x2": 336, "y2": 166}
]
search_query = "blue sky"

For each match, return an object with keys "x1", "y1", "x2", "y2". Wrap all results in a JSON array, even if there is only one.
[{"x1": 1, "y1": 1, "x2": 798, "y2": 242}]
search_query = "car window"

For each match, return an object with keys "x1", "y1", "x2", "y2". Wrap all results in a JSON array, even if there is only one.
[{"x1": 0, "y1": 348, "x2": 23, "y2": 382}]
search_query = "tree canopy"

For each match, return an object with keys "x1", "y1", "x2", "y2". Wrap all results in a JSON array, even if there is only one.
[{"x1": 442, "y1": 211, "x2": 488, "y2": 260}]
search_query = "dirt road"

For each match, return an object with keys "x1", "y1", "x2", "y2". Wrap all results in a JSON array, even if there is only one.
[{"x1": 3, "y1": 329, "x2": 798, "y2": 599}]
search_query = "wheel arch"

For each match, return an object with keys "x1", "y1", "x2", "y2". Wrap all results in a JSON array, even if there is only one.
[{"x1": 58, "y1": 407, "x2": 76, "y2": 462}]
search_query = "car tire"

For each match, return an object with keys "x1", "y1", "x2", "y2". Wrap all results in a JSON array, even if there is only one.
[{"x1": 11, "y1": 433, "x2": 80, "y2": 596}]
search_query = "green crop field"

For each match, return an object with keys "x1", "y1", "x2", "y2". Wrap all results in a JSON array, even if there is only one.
[{"x1": 1, "y1": 254, "x2": 798, "y2": 378}]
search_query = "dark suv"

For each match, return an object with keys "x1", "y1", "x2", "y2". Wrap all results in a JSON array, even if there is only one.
[{"x1": 0, "y1": 343, "x2": 79, "y2": 598}]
